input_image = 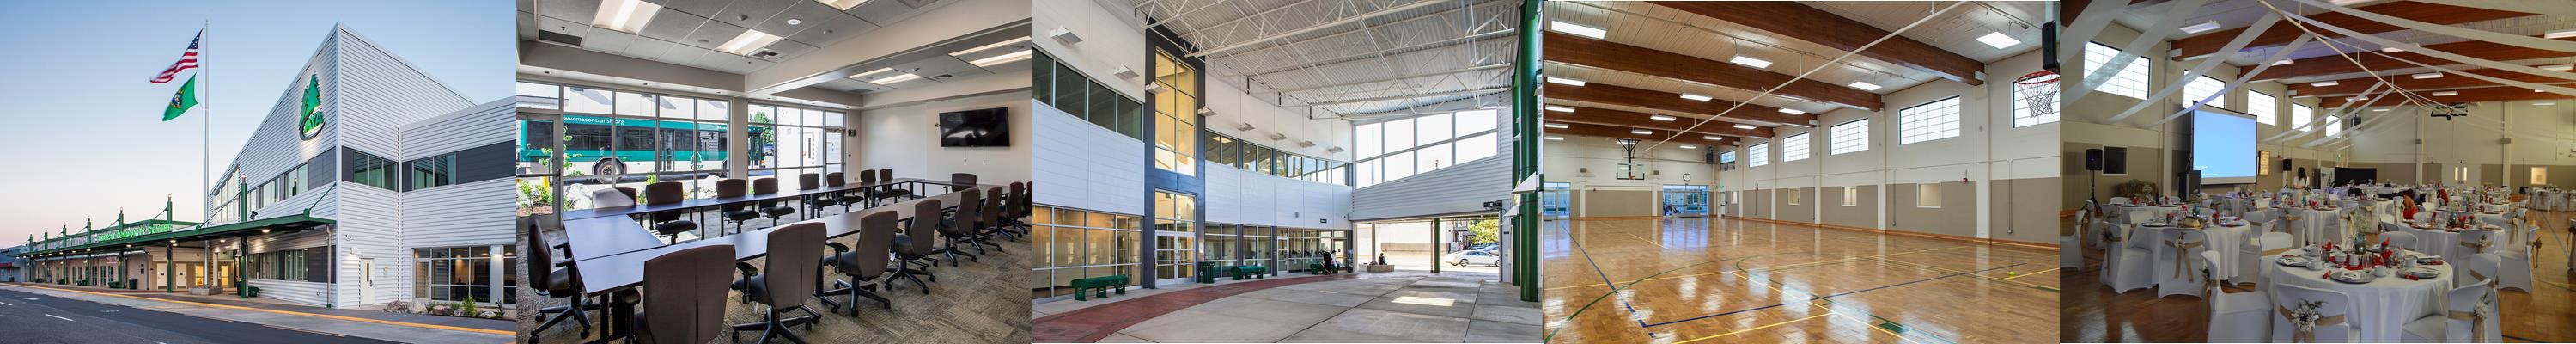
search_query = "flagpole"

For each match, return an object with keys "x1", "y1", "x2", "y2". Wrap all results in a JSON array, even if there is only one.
[{"x1": 201, "y1": 20, "x2": 210, "y2": 226}]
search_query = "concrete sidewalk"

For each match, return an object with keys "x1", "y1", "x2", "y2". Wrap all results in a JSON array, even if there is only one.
[
  {"x1": 1032, "y1": 271, "x2": 1542, "y2": 343},
  {"x1": 1, "y1": 283, "x2": 515, "y2": 344}
]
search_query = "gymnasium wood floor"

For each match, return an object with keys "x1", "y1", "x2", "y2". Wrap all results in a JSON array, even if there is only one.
[
  {"x1": 1540, "y1": 217, "x2": 2060, "y2": 343},
  {"x1": 2060, "y1": 210, "x2": 2576, "y2": 343}
]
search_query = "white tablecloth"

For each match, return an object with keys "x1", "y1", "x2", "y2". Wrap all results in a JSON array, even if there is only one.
[
  {"x1": 2263, "y1": 249, "x2": 2454, "y2": 342},
  {"x1": 2283, "y1": 208, "x2": 2346, "y2": 245},
  {"x1": 2145, "y1": 224, "x2": 2256, "y2": 282}
]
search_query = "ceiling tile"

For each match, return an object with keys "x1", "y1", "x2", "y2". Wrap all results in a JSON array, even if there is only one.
[
  {"x1": 585, "y1": 29, "x2": 639, "y2": 53},
  {"x1": 637, "y1": 7, "x2": 713, "y2": 44},
  {"x1": 709, "y1": 0, "x2": 801, "y2": 30},
  {"x1": 537, "y1": 0, "x2": 602, "y2": 23},
  {"x1": 677, "y1": 20, "x2": 752, "y2": 50}
]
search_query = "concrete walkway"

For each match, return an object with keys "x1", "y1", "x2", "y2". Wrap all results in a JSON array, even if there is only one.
[
  {"x1": 1032, "y1": 272, "x2": 1542, "y2": 343},
  {"x1": 1, "y1": 283, "x2": 515, "y2": 344}
]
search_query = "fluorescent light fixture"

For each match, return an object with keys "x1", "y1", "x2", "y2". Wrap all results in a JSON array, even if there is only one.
[
  {"x1": 817, "y1": 0, "x2": 872, "y2": 10},
  {"x1": 1778, "y1": 108, "x2": 1805, "y2": 114},
  {"x1": 1679, "y1": 144, "x2": 1699, "y2": 149},
  {"x1": 2311, "y1": 81, "x2": 2340, "y2": 87},
  {"x1": 2372, "y1": 108, "x2": 2389, "y2": 112},
  {"x1": 1550, "y1": 21, "x2": 1606, "y2": 40},
  {"x1": 1680, "y1": 93, "x2": 1714, "y2": 101},
  {"x1": 715, "y1": 30, "x2": 785, "y2": 56},
  {"x1": 1544, "y1": 136, "x2": 1565, "y2": 141},
  {"x1": 1630, "y1": 129, "x2": 1653, "y2": 135},
  {"x1": 951, "y1": 36, "x2": 1033, "y2": 61},
  {"x1": 592, "y1": 0, "x2": 663, "y2": 34},
  {"x1": 1544, "y1": 123, "x2": 1570, "y2": 129},
  {"x1": 2542, "y1": 64, "x2": 2574, "y2": 71},
  {"x1": 2432, "y1": 90, "x2": 2458, "y2": 96},
  {"x1": 968, "y1": 50, "x2": 1034, "y2": 66},
  {"x1": 1544, "y1": 105, "x2": 1574, "y2": 113},
  {"x1": 2547, "y1": 29, "x2": 2576, "y2": 40},
  {"x1": 2179, "y1": 22, "x2": 2221, "y2": 34},
  {"x1": 1704, "y1": 135, "x2": 1724, "y2": 140},
  {"x1": 2329, "y1": 0, "x2": 2371, "y2": 5},
  {"x1": 2411, "y1": 72, "x2": 2441, "y2": 79},
  {"x1": 2382, "y1": 46, "x2": 2405, "y2": 53},
  {"x1": 1727, "y1": 56, "x2": 1773, "y2": 69},
  {"x1": 1976, "y1": 31, "x2": 2020, "y2": 49},
  {"x1": 2534, "y1": 102, "x2": 2556, "y2": 106},
  {"x1": 2272, "y1": 59, "x2": 2294, "y2": 65},
  {"x1": 1649, "y1": 115, "x2": 1678, "y2": 121},
  {"x1": 2350, "y1": 95, "x2": 2368, "y2": 101},
  {"x1": 1545, "y1": 77, "x2": 1586, "y2": 86},
  {"x1": 1848, "y1": 81, "x2": 1881, "y2": 91},
  {"x1": 1733, "y1": 124, "x2": 1757, "y2": 130},
  {"x1": 849, "y1": 67, "x2": 923, "y2": 84}
]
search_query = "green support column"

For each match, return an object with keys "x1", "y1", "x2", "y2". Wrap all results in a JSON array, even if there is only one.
[
  {"x1": 1429, "y1": 218, "x2": 1441, "y2": 273},
  {"x1": 166, "y1": 243, "x2": 175, "y2": 292},
  {"x1": 1510, "y1": 0, "x2": 1542, "y2": 303}
]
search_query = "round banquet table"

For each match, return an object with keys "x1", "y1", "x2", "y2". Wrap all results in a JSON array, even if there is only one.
[
  {"x1": 2144, "y1": 224, "x2": 2255, "y2": 282},
  {"x1": 2263, "y1": 249, "x2": 2456, "y2": 342},
  {"x1": 2282, "y1": 207, "x2": 2346, "y2": 245}
]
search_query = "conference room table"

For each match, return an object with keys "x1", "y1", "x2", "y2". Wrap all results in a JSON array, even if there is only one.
[
  {"x1": 558, "y1": 177, "x2": 965, "y2": 221},
  {"x1": 562, "y1": 181, "x2": 1000, "y2": 343}
]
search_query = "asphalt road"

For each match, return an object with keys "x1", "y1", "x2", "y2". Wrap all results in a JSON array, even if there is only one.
[{"x1": 0, "y1": 287, "x2": 397, "y2": 344}]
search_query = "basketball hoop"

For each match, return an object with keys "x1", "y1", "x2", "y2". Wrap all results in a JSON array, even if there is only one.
[{"x1": 2014, "y1": 70, "x2": 2060, "y2": 120}]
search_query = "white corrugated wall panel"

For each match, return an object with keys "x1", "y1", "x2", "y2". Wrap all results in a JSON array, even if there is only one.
[{"x1": 1032, "y1": 101, "x2": 1147, "y2": 215}]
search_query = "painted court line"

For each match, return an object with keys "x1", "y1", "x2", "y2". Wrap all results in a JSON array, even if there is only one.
[
  {"x1": 3, "y1": 284, "x2": 512, "y2": 335},
  {"x1": 46, "y1": 314, "x2": 73, "y2": 322},
  {"x1": 1642, "y1": 263, "x2": 2025, "y2": 328}
]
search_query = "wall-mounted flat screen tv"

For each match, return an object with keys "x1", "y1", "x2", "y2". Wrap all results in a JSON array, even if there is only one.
[{"x1": 940, "y1": 108, "x2": 1009, "y2": 147}]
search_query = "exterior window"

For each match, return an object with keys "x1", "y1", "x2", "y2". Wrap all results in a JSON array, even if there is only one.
[
  {"x1": 2184, "y1": 75, "x2": 2227, "y2": 109},
  {"x1": 1353, "y1": 110, "x2": 1499, "y2": 187},
  {"x1": 247, "y1": 246, "x2": 332, "y2": 283},
  {"x1": 1829, "y1": 120, "x2": 1868, "y2": 155},
  {"x1": 2532, "y1": 167, "x2": 2548, "y2": 185},
  {"x1": 1032, "y1": 50, "x2": 1148, "y2": 140},
  {"x1": 414, "y1": 246, "x2": 515, "y2": 304},
  {"x1": 1151, "y1": 52, "x2": 1199, "y2": 176},
  {"x1": 1841, "y1": 187, "x2": 1859, "y2": 206},
  {"x1": 2248, "y1": 91, "x2": 2278, "y2": 125},
  {"x1": 2084, "y1": 42, "x2": 2152, "y2": 100},
  {"x1": 1917, "y1": 184, "x2": 1942, "y2": 208},
  {"x1": 1898, "y1": 97, "x2": 1962, "y2": 144},
  {"x1": 1781, "y1": 133, "x2": 1810, "y2": 162},
  {"x1": 2323, "y1": 115, "x2": 2342, "y2": 137},
  {"x1": 346, "y1": 150, "x2": 399, "y2": 191},
  {"x1": 1719, "y1": 151, "x2": 1736, "y2": 163},
  {"x1": 406, "y1": 154, "x2": 454, "y2": 191},
  {"x1": 1029, "y1": 206, "x2": 1145, "y2": 298},
  {"x1": 1748, "y1": 144, "x2": 1769, "y2": 167},
  {"x1": 2292, "y1": 105, "x2": 2316, "y2": 132}
]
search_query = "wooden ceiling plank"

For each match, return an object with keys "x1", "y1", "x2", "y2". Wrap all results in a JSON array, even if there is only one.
[
  {"x1": 1650, "y1": 1, "x2": 1987, "y2": 86},
  {"x1": 2246, "y1": 35, "x2": 2576, "y2": 82},
  {"x1": 2171, "y1": 1, "x2": 2535, "y2": 61},
  {"x1": 2318, "y1": 84, "x2": 2575, "y2": 108},
  {"x1": 1545, "y1": 32, "x2": 1885, "y2": 111},
  {"x1": 1545, "y1": 105, "x2": 1774, "y2": 138},
  {"x1": 1544, "y1": 124, "x2": 1739, "y2": 147},
  {"x1": 1544, "y1": 82, "x2": 1816, "y2": 126},
  {"x1": 2288, "y1": 67, "x2": 2576, "y2": 96}
]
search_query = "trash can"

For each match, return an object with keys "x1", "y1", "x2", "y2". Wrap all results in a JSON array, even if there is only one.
[
  {"x1": 1194, "y1": 261, "x2": 1219, "y2": 284},
  {"x1": 127, "y1": 279, "x2": 138, "y2": 290}
]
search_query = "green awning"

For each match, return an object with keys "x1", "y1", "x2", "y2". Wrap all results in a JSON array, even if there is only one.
[{"x1": 12, "y1": 214, "x2": 332, "y2": 258}]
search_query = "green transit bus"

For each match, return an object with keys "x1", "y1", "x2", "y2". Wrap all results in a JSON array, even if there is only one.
[{"x1": 521, "y1": 114, "x2": 769, "y2": 176}]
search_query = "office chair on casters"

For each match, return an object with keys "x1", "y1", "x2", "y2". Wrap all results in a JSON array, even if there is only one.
[
  {"x1": 728, "y1": 223, "x2": 826, "y2": 344},
  {"x1": 716, "y1": 179, "x2": 754, "y2": 236},
  {"x1": 642, "y1": 181, "x2": 697, "y2": 243},
  {"x1": 934, "y1": 188, "x2": 986, "y2": 266},
  {"x1": 819, "y1": 211, "x2": 898, "y2": 314},
  {"x1": 889, "y1": 199, "x2": 944, "y2": 293}
]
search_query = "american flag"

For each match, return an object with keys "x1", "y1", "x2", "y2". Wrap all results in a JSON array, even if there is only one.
[{"x1": 152, "y1": 31, "x2": 202, "y2": 83}]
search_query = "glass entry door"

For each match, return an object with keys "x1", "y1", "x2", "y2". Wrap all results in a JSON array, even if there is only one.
[
  {"x1": 1153, "y1": 191, "x2": 1197, "y2": 285},
  {"x1": 1660, "y1": 185, "x2": 1711, "y2": 217},
  {"x1": 1541, "y1": 182, "x2": 1572, "y2": 218}
]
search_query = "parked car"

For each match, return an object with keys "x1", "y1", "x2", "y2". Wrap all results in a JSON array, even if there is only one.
[
  {"x1": 1469, "y1": 243, "x2": 1500, "y2": 251},
  {"x1": 1445, "y1": 249, "x2": 1500, "y2": 267}
]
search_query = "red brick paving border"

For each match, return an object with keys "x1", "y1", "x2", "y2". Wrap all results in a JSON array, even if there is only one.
[{"x1": 1031, "y1": 274, "x2": 1361, "y2": 343}]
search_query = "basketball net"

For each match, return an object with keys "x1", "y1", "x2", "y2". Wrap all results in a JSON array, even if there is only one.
[{"x1": 2015, "y1": 71, "x2": 2060, "y2": 120}]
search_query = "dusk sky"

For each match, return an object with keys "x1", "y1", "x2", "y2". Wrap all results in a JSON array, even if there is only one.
[{"x1": 0, "y1": 1, "x2": 512, "y2": 245}]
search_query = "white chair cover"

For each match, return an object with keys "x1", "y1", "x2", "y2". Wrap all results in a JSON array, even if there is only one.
[
  {"x1": 2492, "y1": 222, "x2": 2536, "y2": 292},
  {"x1": 2381, "y1": 230, "x2": 2418, "y2": 253},
  {"x1": 2269, "y1": 284, "x2": 2357, "y2": 343},
  {"x1": 2402, "y1": 278, "x2": 2503, "y2": 343},
  {"x1": 2202, "y1": 250, "x2": 2272, "y2": 343},
  {"x1": 2104, "y1": 223, "x2": 2154, "y2": 293},
  {"x1": 2450, "y1": 230, "x2": 2497, "y2": 271},
  {"x1": 2156, "y1": 229, "x2": 2210, "y2": 298}
]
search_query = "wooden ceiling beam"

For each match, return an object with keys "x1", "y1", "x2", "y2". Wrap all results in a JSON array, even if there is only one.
[
  {"x1": 2171, "y1": 2, "x2": 2534, "y2": 61},
  {"x1": 2288, "y1": 67, "x2": 2576, "y2": 96},
  {"x1": 1650, "y1": 1, "x2": 1986, "y2": 86},
  {"x1": 2246, "y1": 35, "x2": 2576, "y2": 82},
  {"x1": 1544, "y1": 32, "x2": 1885, "y2": 111},
  {"x1": 1544, "y1": 83, "x2": 1816, "y2": 126},
  {"x1": 2319, "y1": 84, "x2": 2575, "y2": 108},
  {"x1": 1544, "y1": 123, "x2": 1739, "y2": 148},
  {"x1": 1544, "y1": 105, "x2": 1774, "y2": 138}
]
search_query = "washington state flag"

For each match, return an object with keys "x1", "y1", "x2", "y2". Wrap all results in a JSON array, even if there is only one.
[{"x1": 162, "y1": 75, "x2": 198, "y2": 121}]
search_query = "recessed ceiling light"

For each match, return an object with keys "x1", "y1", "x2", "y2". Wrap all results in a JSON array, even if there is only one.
[
  {"x1": 1649, "y1": 115, "x2": 1678, "y2": 121},
  {"x1": 1777, "y1": 108, "x2": 1805, "y2": 114},
  {"x1": 1543, "y1": 136, "x2": 1565, "y2": 141},
  {"x1": 1544, "y1": 105, "x2": 1574, "y2": 113},
  {"x1": 2411, "y1": 72, "x2": 2442, "y2": 79},
  {"x1": 1680, "y1": 93, "x2": 1714, "y2": 101},
  {"x1": 1976, "y1": 31, "x2": 2020, "y2": 49},
  {"x1": 1848, "y1": 81, "x2": 1880, "y2": 91},
  {"x1": 1550, "y1": 21, "x2": 1606, "y2": 40},
  {"x1": 1704, "y1": 135, "x2": 1723, "y2": 140},
  {"x1": 1728, "y1": 56, "x2": 1772, "y2": 69},
  {"x1": 785, "y1": 18, "x2": 802, "y2": 26},
  {"x1": 1544, "y1": 123, "x2": 1569, "y2": 129},
  {"x1": 2432, "y1": 90, "x2": 2458, "y2": 96},
  {"x1": 2179, "y1": 22, "x2": 2221, "y2": 34},
  {"x1": 2547, "y1": 29, "x2": 2576, "y2": 40},
  {"x1": 848, "y1": 67, "x2": 922, "y2": 84},
  {"x1": 1733, "y1": 124, "x2": 1757, "y2": 130},
  {"x1": 1545, "y1": 77, "x2": 1586, "y2": 86},
  {"x1": 2542, "y1": 64, "x2": 2574, "y2": 71},
  {"x1": 716, "y1": 29, "x2": 785, "y2": 56},
  {"x1": 2272, "y1": 59, "x2": 2294, "y2": 65},
  {"x1": 818, "y1": 0, "x2": 872, "y2": 11},
  {"x1": 592, "y1": 0, "x2": 663, "y2": 34},
  {"x1": 1679, "y1": 144, "x2": 1700, "y2": 150},
  {"x1": 2311, "y1": 81, "x2": 2340, "y2": 87},
  {"x1": 1630, "y1": 129, "x2": 1653, "y2": 135}
]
